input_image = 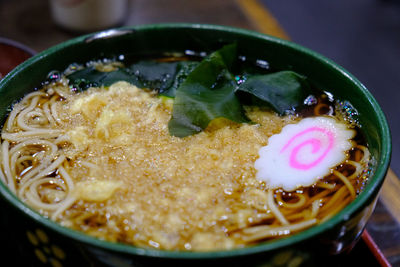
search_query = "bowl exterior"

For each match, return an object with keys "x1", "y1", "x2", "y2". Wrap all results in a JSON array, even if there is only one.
[{"x1": 0, "y1": 24, "x2": 391, "y2": 266}]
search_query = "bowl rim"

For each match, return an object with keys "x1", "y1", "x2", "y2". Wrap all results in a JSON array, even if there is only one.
[{"x1": 0, "y1": 23, "x2": 392, "y2": 259}]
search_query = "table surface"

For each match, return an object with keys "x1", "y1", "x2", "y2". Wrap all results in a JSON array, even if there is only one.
[{"x1": 1, "y1": 0, "x2": 399, "y2": 266}]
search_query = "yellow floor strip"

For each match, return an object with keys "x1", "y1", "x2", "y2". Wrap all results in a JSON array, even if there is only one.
[
  {"x1": 235, "y1": 0, "x2": 290, "y2": 40},
  {"x1": 380, "y1": 169, "x2": 400, "y2": 223}
]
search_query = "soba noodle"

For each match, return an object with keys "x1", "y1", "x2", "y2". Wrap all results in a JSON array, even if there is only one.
[{"x1": 0, "y1": 77, "x2": 371, "y2": 251}]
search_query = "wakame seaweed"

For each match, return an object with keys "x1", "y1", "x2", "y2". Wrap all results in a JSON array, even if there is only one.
[
  {"x1": 66, "y1": 44, "x2": 311, "y2": 137},
  {"x1": 237, "y1": 71, "x2": 311, "y2": 115},
  {"x1": 67, "y1": 61, "x2": 196, "y2": 94},
  {"x1": 67, "y1": 67, "x2": 134, "y2": 90},
  {"x1": 159, "y1": 61, "x2": 200, "y2": 98},
  {"x1": 168, "y1": 44, "x2": 249, "y2": 137}
]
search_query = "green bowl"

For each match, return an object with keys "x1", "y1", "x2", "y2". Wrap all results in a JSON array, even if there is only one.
[{"x1": 0, "y1": 24, "x2": 391, "y2": 266}]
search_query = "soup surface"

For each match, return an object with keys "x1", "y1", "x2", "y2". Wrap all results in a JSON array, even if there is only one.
[{"x1": 0, "y1": 51, "x2": 371, "y2": 251}]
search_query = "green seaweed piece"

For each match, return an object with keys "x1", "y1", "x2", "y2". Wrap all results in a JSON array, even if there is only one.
[
  {"x1": 237, "y1": 71, "x2": 311, "y2": 114},
  {"x1": 67, "y1": 61, "x2": 183, "y2": 92},
  {"x1": 168, "y1": 44, "x2": 249, "y2": 137}
]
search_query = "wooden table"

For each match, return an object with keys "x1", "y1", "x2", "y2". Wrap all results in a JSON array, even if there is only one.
[{"x1": 1, "y1": 0, "x2": 399, "y2": 265}]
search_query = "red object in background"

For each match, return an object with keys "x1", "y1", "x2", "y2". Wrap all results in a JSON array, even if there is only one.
[
  {"x1": 362, "y1": 230, "x2": 392, "y2": 267},
  {"x1": 0, "y1": 37, "x2": 36, "y2": 79}
]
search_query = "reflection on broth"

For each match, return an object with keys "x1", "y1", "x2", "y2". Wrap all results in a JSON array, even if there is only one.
[{"x1": 0, "y1": 50, "x2": 372, "y2": 251}]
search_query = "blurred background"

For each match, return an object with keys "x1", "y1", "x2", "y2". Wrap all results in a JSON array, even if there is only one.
[{"x1": 0, "y1": 0, "x2": 399, "y2": 265}]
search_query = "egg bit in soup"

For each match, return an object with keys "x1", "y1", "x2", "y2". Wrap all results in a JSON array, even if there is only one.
[{"x1": 0, "y1": 44, "x2": 372, "y2": 251}]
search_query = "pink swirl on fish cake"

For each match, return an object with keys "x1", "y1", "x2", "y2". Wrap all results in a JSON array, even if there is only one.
[{"x1": 280, "y1": 127, "x2": 334, "y2": 170}]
